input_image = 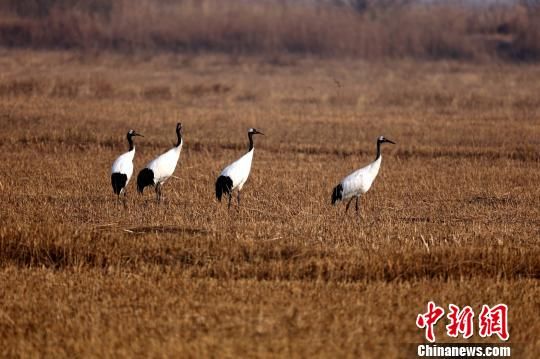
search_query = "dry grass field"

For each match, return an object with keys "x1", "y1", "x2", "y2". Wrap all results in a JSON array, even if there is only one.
[{"x1": 0, "y1": 50, "x2": 539, "y2": 357}]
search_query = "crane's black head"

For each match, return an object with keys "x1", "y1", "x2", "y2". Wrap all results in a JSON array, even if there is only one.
[
  {"x1": 248, "y1": 128, "x2": 264, "y2": 136},
  {"x1": 176, "y1": 123, "x2": 183, "y2": 134},
  {"x1": 127, "y1": 129, "x2": 143, "y2": 138},
  {"x1": 377, "y1": 135, "x2": 395, "y2": 145},
  {"x1": 247, "y1": 128, "x2": 264, "y2": 151},
  {"x1": 126, "y1": 129, "x2": 143, "y2": 150}
]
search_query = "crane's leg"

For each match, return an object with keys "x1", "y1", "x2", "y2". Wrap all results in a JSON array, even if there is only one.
[
  {"x1": 227, "y1": 192, "x2": 232, "y2": 209},
  {"x1": 355, "y1": 196, "x2": 361, "y2": 217},
  {"x1": 345, "y1": 197, "x2": 354, "y2": 214},
  {"x1": 155, "y1": 183, "x2": 162, "y2": 203},
  {"x1": 123, "y1": 189, "x2": 128, "y2": 208},
  {"x1": 237, "y1": 191, "x2": 241, "y2": 207}
]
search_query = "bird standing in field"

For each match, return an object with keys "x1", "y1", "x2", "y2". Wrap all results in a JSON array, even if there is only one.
[
  {"x1": 216, "y1": 128, "x2": 264, "y2": 209},
  {"x1": 110, "y1": 129, "x2": 143, "y2": 203},
  {"x1": 137, "y1": 123, "x2": 183, "y2": 202},
  {"x1": 331, "y1": 136, "x2": 395, "y2": 216}
]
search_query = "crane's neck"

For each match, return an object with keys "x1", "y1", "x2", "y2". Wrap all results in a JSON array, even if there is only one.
[
  {"x1": 127, "y1": 134, "x2": 135, "y2": 151},
  {"x1": 175, "y1": 128, "x2": 182, "y2": 147},
  {"x1": 248, "y1": 132, "x2": 255, "y2": 152},
  {"x1": 375, "y1": 140, "x2": 382, "y2": 161}
]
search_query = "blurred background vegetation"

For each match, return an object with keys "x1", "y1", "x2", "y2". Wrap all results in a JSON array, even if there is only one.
[{"x1": 0, "y1": 0, "x2": 539, "y2": 61}]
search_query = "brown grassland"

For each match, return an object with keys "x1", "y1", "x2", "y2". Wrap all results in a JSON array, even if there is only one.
[{"x1": 0, "y1": 48, "x2": 539, "y2": 357}]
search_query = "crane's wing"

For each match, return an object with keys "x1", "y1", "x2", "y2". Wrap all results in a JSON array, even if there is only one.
[
  {"x1": 147, "y1": 147, "x2": 181, "y2": 183},
  {"x1": 111, "y1": 151, "x2": 134, "y2": 178},
  {"x1": 341, "y1": 165, "x2": 373, "y2": 198},
  {"x1": 220, "y1": 150, "x2": 253, "y2": 188}
]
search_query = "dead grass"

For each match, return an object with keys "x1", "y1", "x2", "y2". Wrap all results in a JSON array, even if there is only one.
[
  {"x1": 0, "y1": 50, "x2": 539, "y2": 357},
  {"x1": 0, "y1": 0, "x2": 540, "y2": 61}
]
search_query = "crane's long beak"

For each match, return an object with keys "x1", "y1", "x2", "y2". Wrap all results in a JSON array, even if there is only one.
[
  {"x1": 257, "y1": 131, "x2": 265, "y2": 136},
  {"x1": 386, "y1": 139, "x2": 395, "y2": 144},
  {"x1": 135, "y1": 133, "x2": 144, "y2": 137}
]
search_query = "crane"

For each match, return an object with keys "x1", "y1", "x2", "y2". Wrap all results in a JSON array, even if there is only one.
[
  {"x1": 137, "y1": 123, "x2": 183, "y2": 202},
  {"x1": 331, "y1": 135, "x2": 395, "y2": 216},
  {"x1": 215, "y1": 128, "x2": 264, "y2": 209}
]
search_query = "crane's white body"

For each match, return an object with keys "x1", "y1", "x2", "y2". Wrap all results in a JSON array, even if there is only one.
[
  {"x1": 111, "y1": 148, "x2": 135, "y2": 190},
  {"x1": 215, "y1": 127, "x2": 263, "y2": 207},
  {"x1": 220, "y1": 148, "x2": 254, "y2": 191},
  {"x1": 339, "y1": 156, "x2": 382, "y2": 199},
  {"x1": 145, "y1": 141, "x2": 182, "y2": 185}
]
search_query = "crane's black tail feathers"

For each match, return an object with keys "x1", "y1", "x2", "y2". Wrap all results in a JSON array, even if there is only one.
[
  {"x1": 111, "y1": 173, "x2": 128, "y2": 195},
  {"x1": 215, "y1": 175, "x2": 233, "y2": 201},
  {"x1": 331, "y1": 184, "x2": 343, "y2": 205},
  {"x1": 137, "y1": 168, "x2": 154, "y2": 194}
]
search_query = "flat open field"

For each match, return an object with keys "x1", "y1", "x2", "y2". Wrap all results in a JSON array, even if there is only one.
[{"x1": 0, "y1": 50, "x2": 539, "y2": 357}]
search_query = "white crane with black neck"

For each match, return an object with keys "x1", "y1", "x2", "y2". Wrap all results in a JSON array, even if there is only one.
[
  {"x1": 137, "y1": 123, "x2": 183, "y2": 202},
  {"x1": 215, "y1": 128, "x2": 264, "y2": 209},
  {"x1": 110, "y1": 129, "x2": 143, "y2": 203},
  {"x1": 331, "y1": 135, "x2": 395, "y2": 215}
]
